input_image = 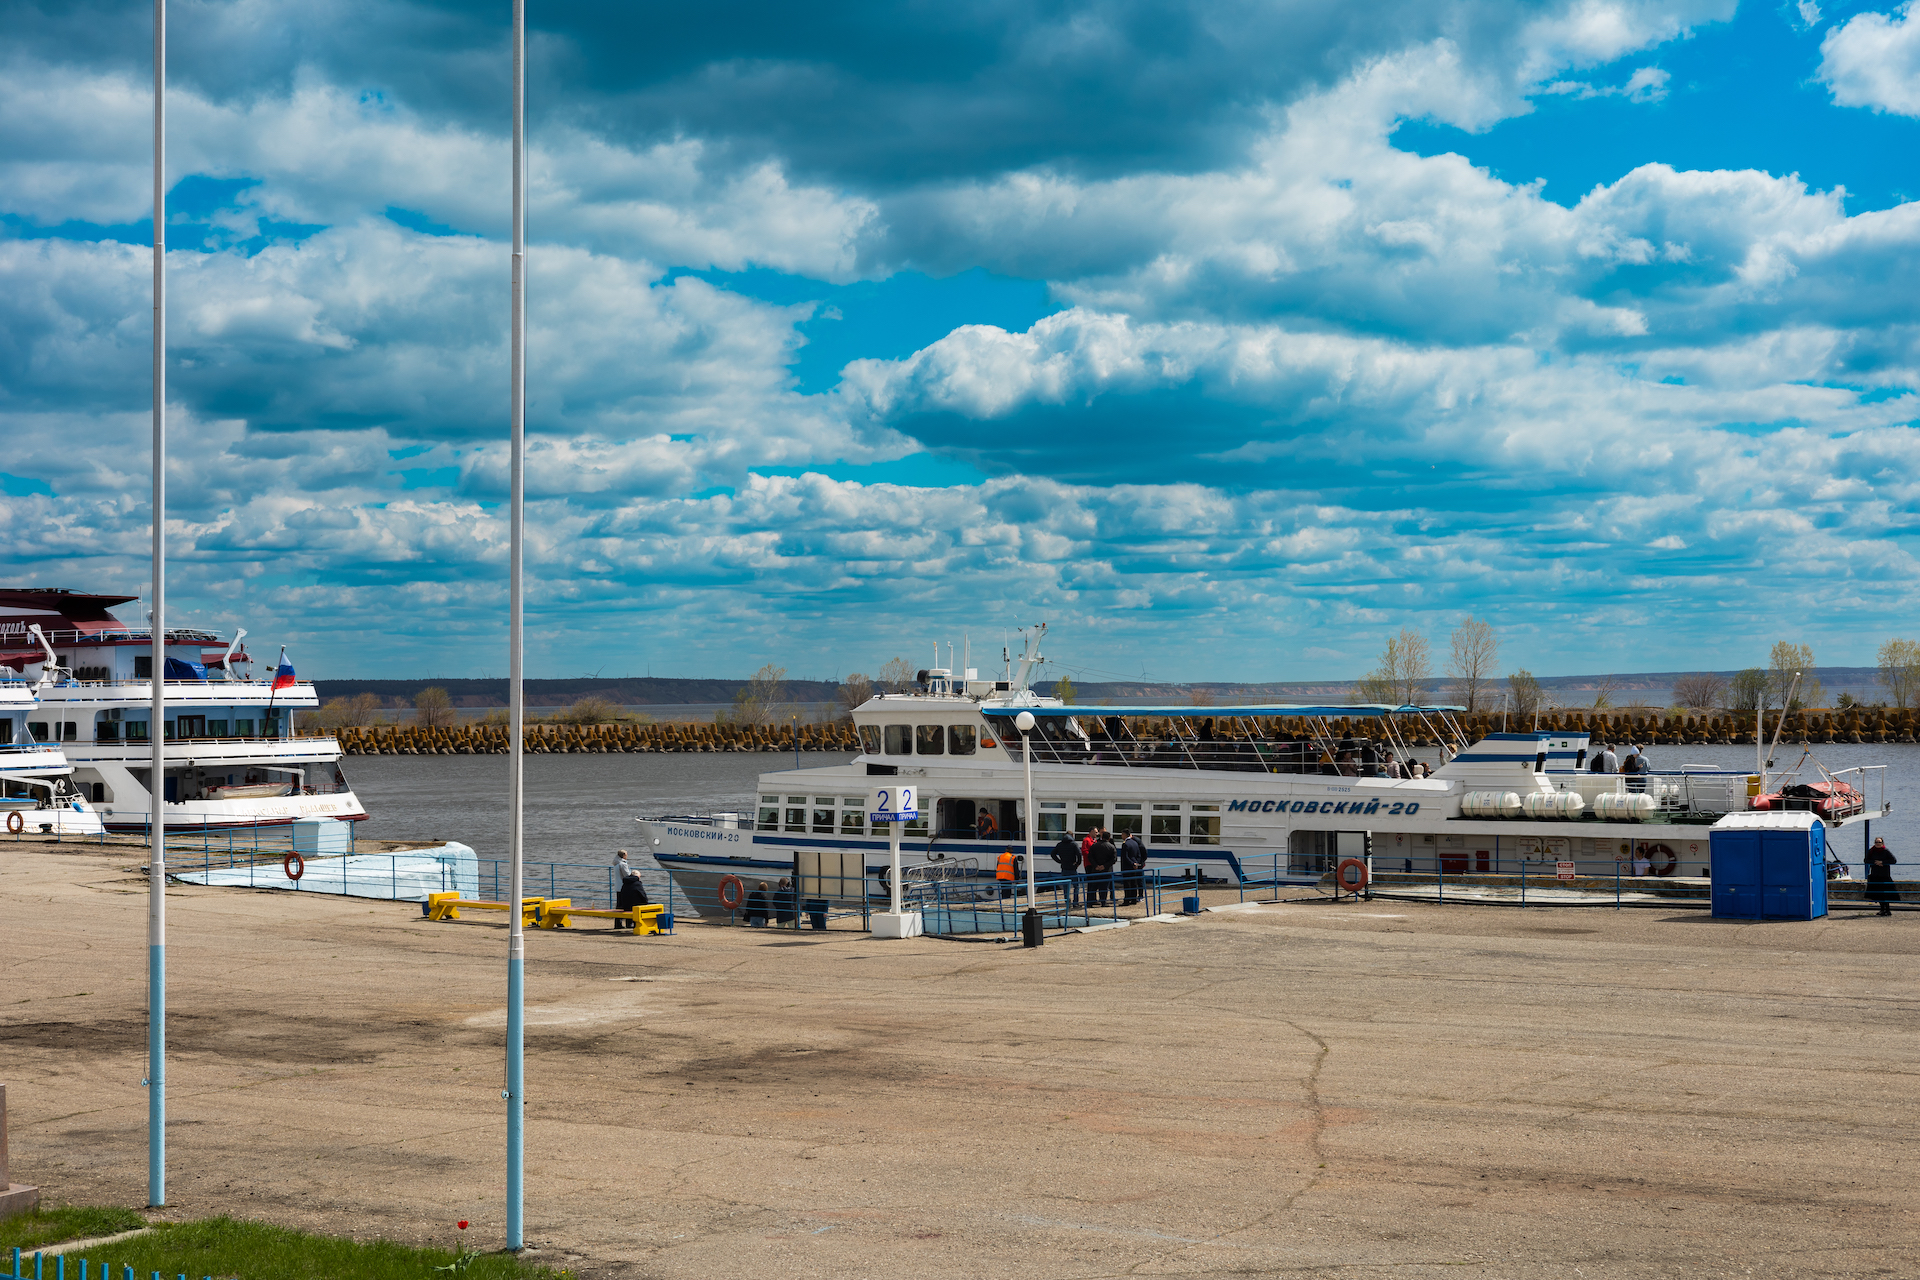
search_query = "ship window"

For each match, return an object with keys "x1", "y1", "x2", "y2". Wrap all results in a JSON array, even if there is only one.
[
  {"x1": 812, "y1": 806, "x2": 835, "y2": 834},
  {"x1": 948, "y1": 725, "x2": 976, "y2": 756},
  {"x1": 207, "y1": 720, "x2": 229, "y2": 738},
  {"x1": 904, "y1": 813, "x2": 928, "y2": 837},
  {"x1": 1149, "y1": 813, "x2": 1182, "y2": 844},
  {"x1": 1040, "y1": 801, "x2": 1065, "y2": 809},
  {"x1": 915, "y1": 724, "x2": 945, "y2": 755},
  {"x1": 762, "y1": 794, "x2": 778, "y2": 804},
  {"x1": 1074, "y1": 808, "x2": 1102, "y2": 836},
  {"x1": 1111, "y1": 812, "x2": 1142, "y2": 837},
  {"x1": 1037, "y1": 812, "x2": 1067, "y2": 840},
  {"x1": 840, "y1": 809, "x2": 865, "y2": 835},
  {"x1": 1188, "y1": 811, "x2": 1221, "y2": 845},
  {"x1": 126, "y1": 721, "x2": 149, "y2": 741},
  {"x1": 27, "y1": 722, "x2": 48, "y2": 742},
  {"x1": 235, "y1": 719, "x2": 254, "y2": 737},
  {"x1": 858, "y1": 725, "x2": 881, "y2": 754},
  {"x1": 134, "y1": 656, "x2": 152, "y2": 678},
  {"x1": 841, "y1": 797, "x2": 864, "y2": 806},
  {"x1": 97, "y1": 720, "x2": 120, "y2": 742},
  {"x1": 758, "y1": 806, "x2": 779, "y2": 832},
  {"x1": 784, "y1": 806, "x2": 806, "y2": 833},
  {"x1": 61, "y1": 722, "x2": 78, "y2": 741},
  {"x1": 1114, "y1": 802, "x2": 1140, "y2": 810},
  {"x1": 884, "y1": 724, "x2": 912, "y2": 755},
  {"x1": 787, "y1": 795, "x2": 807, "y2": 803}
]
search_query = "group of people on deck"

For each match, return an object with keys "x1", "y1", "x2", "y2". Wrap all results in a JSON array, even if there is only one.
[
  {"x1": 1588, "y1": 742, "x2": 1654, "y2": 790},
  {"x1": 1049, "y1": 826, "x2": 1149, "y2": 909}
]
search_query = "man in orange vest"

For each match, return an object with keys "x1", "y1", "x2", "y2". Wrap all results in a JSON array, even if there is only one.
[{"x1": 996, "y1": 848, "x2": 1017, "y2": 898}]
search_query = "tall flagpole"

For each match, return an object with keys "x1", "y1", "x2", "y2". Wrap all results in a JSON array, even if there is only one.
[
  {"x1": 147, "y1": 0, "x2": 168, "y2": 1210},
  {"x1": 505, "y1": 0, "x2": 527, "y2": 1251}
]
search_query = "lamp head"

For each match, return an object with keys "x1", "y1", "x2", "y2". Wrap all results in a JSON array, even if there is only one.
[{"x1": 1014, "y1": 711, "x2": 1035, "y2": 732}]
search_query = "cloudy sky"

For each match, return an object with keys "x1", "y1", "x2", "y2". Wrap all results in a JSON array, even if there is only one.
[{"x1": 3, "y1": 0, "x2": 1918, "y2": 683}]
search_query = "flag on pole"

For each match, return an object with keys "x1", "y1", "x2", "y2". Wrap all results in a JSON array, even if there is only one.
[{"x1": 272, "y1": 648, "x2": 296, "y2": 690}]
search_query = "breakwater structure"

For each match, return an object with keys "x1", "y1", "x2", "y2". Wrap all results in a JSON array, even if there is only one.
[{"x1": 317, "y1": 706, "x2": 1920, "y2": 756}]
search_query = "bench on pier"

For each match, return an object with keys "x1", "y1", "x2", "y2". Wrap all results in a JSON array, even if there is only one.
[
  {"x1": 425, "y1": 892, "x2": 547, "y2": 925},
  {"x1": 535, "y1": 902, "x2": 668, "y2": 934}
]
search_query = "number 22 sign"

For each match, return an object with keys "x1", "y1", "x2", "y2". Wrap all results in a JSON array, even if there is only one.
[{"x1": 870, "y1": 785, "x2": 918, "y2": 822}]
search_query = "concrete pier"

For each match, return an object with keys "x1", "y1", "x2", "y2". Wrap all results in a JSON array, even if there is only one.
[{"x1": 4, "y1": 843, "x2": 1918, "y2": 1275}]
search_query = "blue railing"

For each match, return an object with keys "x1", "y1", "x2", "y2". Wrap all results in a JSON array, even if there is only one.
[{"x1": 6, "y1": 1245, "x2": 213, "y2": 1280}]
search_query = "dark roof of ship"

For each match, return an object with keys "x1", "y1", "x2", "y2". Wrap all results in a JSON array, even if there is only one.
[{"x1": 0, "y1": 588, "x2": 139, "y2": 619}]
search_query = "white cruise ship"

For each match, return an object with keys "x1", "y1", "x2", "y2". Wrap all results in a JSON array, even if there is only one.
[
  {"x1": 638, "y1": 628, "x2": 1887, "y2": 909},
  {"x1": 1, "y1": 676, "x2": 104, "y2": 835},
  {"x1": 0, "y1": 588, "x2": 365, "y2": 831}
]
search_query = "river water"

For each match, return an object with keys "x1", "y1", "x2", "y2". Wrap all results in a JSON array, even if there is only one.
[{"x1": 342, "y1": 742, "x2": 1920, "y2": 884}]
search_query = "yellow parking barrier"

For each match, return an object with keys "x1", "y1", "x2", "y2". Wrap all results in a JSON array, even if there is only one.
[
  {"x1": 426, "y1": 891, "x2": 546, "y2": 926},
  {"x1": 536, "y1": 903, "x2": 665, "y2": 935}
]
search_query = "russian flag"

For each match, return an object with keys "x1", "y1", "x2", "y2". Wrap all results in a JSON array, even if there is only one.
[{"x1": 272, "y1": 657, "x2": 297, "y2": 690}]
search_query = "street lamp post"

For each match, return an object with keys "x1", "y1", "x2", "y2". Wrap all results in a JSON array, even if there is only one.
[{"x1": 1015, "y1": 711, "x2": 1041, "y2": 947}]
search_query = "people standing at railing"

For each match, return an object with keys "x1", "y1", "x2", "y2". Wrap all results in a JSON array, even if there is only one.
[
  {"x1": 613, "y1": 849, "x2": 649, "y2": 929},
  {"x1": 1623, "y1": 746, "x2": 1649, "y2": 792},
  {"x1": 774, "y1": 876, "x2": 798, "y2": 927},
  {"x1": 1120, "y1": 830, "x2": 1147, "y2": 905},
  {"x1": 1866, "y1": 838, "x2": 1899, "y2": 916},
  {"x1": 1589, "y1": 743, "x2": 1610, "y2": 773},
  {"x1": 1051, "y1": 833, "x2": 1083, "y2": 908},
  {"x1": 1086, "y1": 830, "x2": 1118, "y2": 906},
  {"x1": 1601, "y1": 743, "x2": 1619, "y2": 773},
  {"x1": 745, "y1": 880, "x2": 771, "y2": 927}
]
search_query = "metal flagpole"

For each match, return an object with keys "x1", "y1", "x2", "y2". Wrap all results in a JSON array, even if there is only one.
[
  {"x1": 505, "y1": 0, "x2": 527, "y2": 1251},
  {"x1": 147, "y1": 0, "x2": 168, "y2": 1209}
]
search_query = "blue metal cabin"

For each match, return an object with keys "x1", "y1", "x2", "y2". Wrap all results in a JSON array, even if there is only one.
[{"x1": 1709, "y1": 812, "x2": 1828, "y2": 920}]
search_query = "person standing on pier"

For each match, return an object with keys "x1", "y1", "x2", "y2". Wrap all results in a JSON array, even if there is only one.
[
  {"x1": 1866, "y1": 838, "x2": 1899, "y2": 916},
  {"x1": 1052, "y1": 831, "x2": 1083, "y2": 909},
  {"x1": 1087, "y1": 829, "x2": 1118, "y2": 907},
  {"x1": 1120, "y1": 830, "x2": 1147, "y2": 905}
]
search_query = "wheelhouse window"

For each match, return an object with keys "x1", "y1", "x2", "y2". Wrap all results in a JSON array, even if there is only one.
[
  {"x1": 813, "y1": 798, "x2": 836, "y2": 833},
  {"x1": 1188, "y1": 804, "x2": 1221, "y2": 845},
  {"x1": 1150, "y1": 804, "x2": 1182, "y2": 844},
  {"x1": 858, "y1": 725, "x2": 881, "y2": 754},
  {"x1": 883, "y1": 724, "x2": 913, "y2": 755},
  {"x1": 785, "y1": 795, "x2": 807, "y2": 832},
  {"x1": 948, "y1": 725, "x2": 976, "y2": 756},
  {"x1": 915, "y1": 724, "x2": 945, "y2": 755}
]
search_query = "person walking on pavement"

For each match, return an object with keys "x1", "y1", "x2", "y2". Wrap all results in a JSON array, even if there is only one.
[
  {"x1": 613, "y1": 849, "x2": 648, "y2": 929},
  {"x1": 1052, "y1": 832, "x2": 1083, "y2": 909},
  {"x1": 1866, "y1": 837, "x2": 1900, "y2": 916},
  {"x1": 1120, "y1": 829, "x2": 1148, "y2": 905}
]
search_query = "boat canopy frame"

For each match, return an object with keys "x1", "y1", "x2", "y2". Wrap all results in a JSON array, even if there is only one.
[{"x1": 980, "y1": 704, "x2": 1470, "y2": 775}]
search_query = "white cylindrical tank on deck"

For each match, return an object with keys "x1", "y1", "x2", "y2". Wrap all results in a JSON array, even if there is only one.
[
  {"x1": 1556, "y1": 790, "x2": 1586, "y2": 820},
  {"x1": 1521, "y1": 792, "x2": 1555, "y2": 820}
]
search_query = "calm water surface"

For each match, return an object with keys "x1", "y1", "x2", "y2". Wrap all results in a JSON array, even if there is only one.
[{"x1": 343, "y1": 742, "x2": 1920, "y2": 881}]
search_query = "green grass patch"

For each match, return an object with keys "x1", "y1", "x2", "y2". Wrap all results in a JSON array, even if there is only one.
[
  {"x1": 59, "y1": 1218, "x2": 567, "y2": 1280},
  {"x1": 0, "y1": 1204, "x2": 149, "y2": 1252}
]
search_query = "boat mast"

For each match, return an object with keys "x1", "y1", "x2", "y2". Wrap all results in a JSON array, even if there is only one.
[
  {"x1": 505, "y1": 0, "x2": 527, "y2": 1252},
  {"x1": 148, "y1": 0, "x2": 168, "y2": 1210}
]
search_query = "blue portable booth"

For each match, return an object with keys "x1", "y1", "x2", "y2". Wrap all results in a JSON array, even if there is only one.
[{"x1": 1709, "y1": 812, "x2": 1828, "y2": 920}]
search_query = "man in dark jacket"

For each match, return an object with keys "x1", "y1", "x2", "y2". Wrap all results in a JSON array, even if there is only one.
[
  {"x1": 744, "y1": 881, "x2": 771, "y2": 927},
  {"x1": 1119, "y1": 831, "x2": 1148, "y2": 905},
  {"x1": 1867, "y1": 837, "x2": 1899, "y2": 916},
  {"x1": 1086, "y1": 831, "x2": 1119, "y2": 907},
  {"x1": 1052, "y1": 833, "x2": 1083, "y2": 908}
]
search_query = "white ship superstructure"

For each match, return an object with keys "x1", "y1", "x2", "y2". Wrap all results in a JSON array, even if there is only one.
[
  {"x1": 0, "y1": 588, "x2": 364, "y2": 831},
  {"x1": 640, "y1": 627, "x2": 1888, "y2": 907},
  {"x1": 0, "y1": 676, "x2": 104, "y2": 835}
]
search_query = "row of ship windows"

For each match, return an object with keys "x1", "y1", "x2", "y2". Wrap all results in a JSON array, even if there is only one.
[
  {"x1": 13, "y1": 716, "x2": 284, "y2": 742},
  {"x1": 757, "y1": 796, "x2": 1222, "y2": 844},
  {"x1": 855, "y1": 724, "x2": 981, "y2": 756}
]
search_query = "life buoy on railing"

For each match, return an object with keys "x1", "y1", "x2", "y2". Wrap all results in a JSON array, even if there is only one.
[
  {"x1": 5, "y1": 811, "x2": 22, "y2": 834},
  {"x1": 717, "y1": 874, "x2": 745, "y2": 910},
  {"x1": 1643, "y1": 843, "x2": 1676, "y2": 877},
  {"x1": 283, "y1": 852, "x2": 305, "y2": 881},
  {"x1": 1335, "y1": 858, "x2": 1369, "y2": 894}
]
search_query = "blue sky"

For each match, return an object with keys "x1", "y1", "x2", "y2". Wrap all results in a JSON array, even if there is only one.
[{"x1": 3, "y1": 0, "x2": 1920, "y2": 683}]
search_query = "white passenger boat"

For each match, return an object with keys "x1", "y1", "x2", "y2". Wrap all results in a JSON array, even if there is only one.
[
  {"x1": 639, "y1": 629, "x2": 1889, "y2": 910},
  {"x1": 0, "y1": 588, "x2": 365, "y2": 831},
  {"x1": 0, "y1": 676, "x2": 105, "y2": 835}
]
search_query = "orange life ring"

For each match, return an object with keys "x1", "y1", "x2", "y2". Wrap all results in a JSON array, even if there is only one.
[
  {"x1": 1335, "y1": 858, "x2": 1369, "y2": 893},
  {"x1": 717, "y1": 874, "x2": 745, "y2": 910},
  {"x1": 5, "y1": 811, "x2": 21, "y2": 834},
  {"x1": 283, "y1": 852, "x2": 305, "y2": 881},
  {"x1": 1643, "y1": 843, "x2": 1676, "y2": 877}
]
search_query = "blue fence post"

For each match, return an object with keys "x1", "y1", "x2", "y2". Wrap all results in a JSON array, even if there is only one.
[
  {"x1": 1520, "y1": 860, "x2": 1526, "y2": 906},
  {"x1": 1616, "y1": 860, "x2": 1622, "y2": 910}
]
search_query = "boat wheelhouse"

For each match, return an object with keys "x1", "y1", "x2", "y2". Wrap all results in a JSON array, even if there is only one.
[
  {"x1": 0, "y1": 588, "x2": 364, "y2": 830},
  {"x1": 640, "y1": 633, "x2": 1888, "y2": 909}
]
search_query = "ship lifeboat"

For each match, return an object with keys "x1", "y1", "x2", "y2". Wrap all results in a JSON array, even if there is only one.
[{"x1": 1751, "y1": 780, "x2": 1864, "y2": 820}]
